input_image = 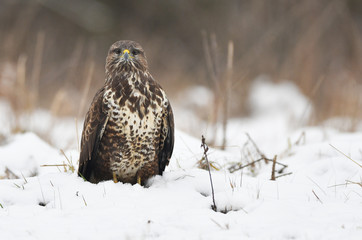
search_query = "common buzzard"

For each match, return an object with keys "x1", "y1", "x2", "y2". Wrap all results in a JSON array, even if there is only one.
[{"x1": 78, "y1": 40, "x2": 174, "y2": 185}]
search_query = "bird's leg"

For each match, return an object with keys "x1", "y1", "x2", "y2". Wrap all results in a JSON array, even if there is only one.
[
  {"x1": 137, "y1": 175, "x2": 142, "y2": 185},
  {"x1": 112, "y1": 172, "x2": 118, "y2": 183}
]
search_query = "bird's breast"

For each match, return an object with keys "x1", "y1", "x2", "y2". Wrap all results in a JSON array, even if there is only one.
[{"x1": 101, "y1": 83, "x2": 166, "y2": 179}]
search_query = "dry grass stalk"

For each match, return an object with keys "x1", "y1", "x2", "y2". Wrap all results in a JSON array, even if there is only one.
[
  {"x1": 275, "y1": 172, "x2": 293, "y2": 179},
  {"x1": 1, "y1": 1, "x2": 362, "y2": 127},
  {"x1": 49, "y1": 89, "x2": 67, "y2": 116},
  {"x1": 196, "y1": 154, "x2": 220, "y2": 171},
  {"x1": 40, "y1": 149, "x2": 75, "y2": 173},
  {"x1": 245, "y1": 133, "x2": 267, "y2": 160},
  {"x1": 60, "y1": 149, "x2": 75, "y2": 173},
  {"x1": 228, "y1": 133, "x2": 291, "y2": 178},
  {"x1": 41, "y1": 164, "x2": 68, "y2": 167},
  {"x1": 221, "y1": 41, "x2": 234, "y2": 150},
  {"x1": 0, "y1": 167, "x2": 19, "y2": 179},
  {"x1": 201, "y1": 135, "x2": 217, "y2": 212},
  {"x1": 279, "y1": 131, "x2": 306, "y2": 159},
  {"x1": 228, "y1": 157, "x2": 264, "y2": 173},
  {"x1": 294, "y1": 131, "x2": 306, "y2": 145},
  {"x1": 312, "y1": 190, "x2": 323, "y2": 204},
  {"x1": 202, "y1": 32, "x2": 234, "y2": 149},
  {"x1": 345, "y1": 180, "x2": 362, "y2": 188},
  {"x1": 329, "y1": 144, "x2": 362, "y2": 168},
  {"x1": 299, "y1": 76, "x2": 324, "y2": 126},
  {"x1": 82, "y1": 195, "x2": 87, "y2": 206},
  {"x1": 13, "y1": 54, "x2": 28, "y2": 133},
  {"x1": 30, "y1": 31, "x2": 45, "y2": 109},
  {"x1": 210, "y1": 218, "x2": 230, "y2": 229},
  {"x1": 270, "y1": 155, "x2": 277, "y2": 181}
]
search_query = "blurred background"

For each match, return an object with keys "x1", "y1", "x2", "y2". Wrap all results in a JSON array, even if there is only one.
[{"x1": 0, "y1": 0, "x2": 362, "y2": 143}]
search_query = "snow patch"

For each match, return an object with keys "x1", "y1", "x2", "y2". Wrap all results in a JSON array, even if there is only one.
[{"x1": 0, "y1": 132, "x2": 69, "y2": 178}]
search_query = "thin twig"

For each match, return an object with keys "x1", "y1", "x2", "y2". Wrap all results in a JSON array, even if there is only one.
[
  {"x1": 4, "y1": 167, "x2": 19, "y2": 179},
  {"x1": 30, "y1": 31, "x2": 45, "y2": 108},
  {"x1": 228, "y1": 157, "x2": 288, "y2": 173},
  {"x1": 210, "y1": 218, "x2": 229, "y2": 230},
  {"x1": 328, "y1": 180, "x2": 362, "y2": 188},
  {"x1": 308, "y1": 177, "x2": 327, "y2": 195},
  {"x1": 312, "y1": 190, "x2": 323, "y2": 204},
  {"x1": 294, "y1": 131, "x2": 306, "y2": 145},
  {"x1": 270, "y1": 155, "x2": 277, "y2": 181},
  {"x1": 60, "y1": 149, "x2": 75, "y2": 172},
  {"x1": 20, "y1": 172, "x2": 28, "y2": 183},
  {"x1": 245, "y1": 133, "x2": 266, "y2": 158},
  {"x1": 201, "y1": 135, "x2": 217, "y2": 212},
  {"x1": 275, "y1": 172, "x2": 293, "y2": 179},
  {"x1": 60, "y1": 149, "x2": 71, "y2": 164},
  {"x1": 329, "y1": 144, "x2": 362, "y2": 168},
  {"x1": 82, "y1": 195, "x2": 87, "y2": 206},
  {"x1": 346, "y1": 180, "x2": 362, "y2": 187},
  {"x1": 228, "y1": 158, "x2": 264, "y2": 173},
  {"x1": 41, "y1": 164, "x2": 67, "y2": 167}
]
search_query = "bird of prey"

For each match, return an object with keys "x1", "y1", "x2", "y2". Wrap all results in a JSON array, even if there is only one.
[{"x1": 78, "y1": 40, "x2": 174, "y2": 185}]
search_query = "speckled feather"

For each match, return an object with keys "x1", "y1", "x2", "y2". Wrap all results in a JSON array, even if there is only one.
[{"x1": 78, "y1": 40, "x2": 174, "y2": 185}]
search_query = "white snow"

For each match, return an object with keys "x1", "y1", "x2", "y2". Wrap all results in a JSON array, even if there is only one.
[
  {"x1": 249, "y1": 76, "x2": 311, "y2": 123},
  {"x1": 0, "y1": 80, "x2": 361, "y2": 239}
]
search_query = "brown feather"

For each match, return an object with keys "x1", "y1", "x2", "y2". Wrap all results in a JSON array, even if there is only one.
[
  {"x1": 78, "y1": 40, "x2": 174, "y2": 185},
  {"x1": 78, "y1": 87, "x2": 108, "y2": 180}
]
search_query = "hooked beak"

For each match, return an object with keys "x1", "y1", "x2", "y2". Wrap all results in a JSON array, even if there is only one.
[{"x1": 122, "y1": 49, "x2": 130, "y2": 61}]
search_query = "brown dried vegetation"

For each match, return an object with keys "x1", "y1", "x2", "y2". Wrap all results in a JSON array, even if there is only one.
[{"x1": 0, "y1": 0, "x2": 361, "y2": 132}]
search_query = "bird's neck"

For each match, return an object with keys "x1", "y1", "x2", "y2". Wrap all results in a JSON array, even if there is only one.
[
  {"x1": 105, "y1": 69, "x2": 153, "y2": 91},
  {"x1": 106, "y1": 66, "x2": 151, "y2": 82}
]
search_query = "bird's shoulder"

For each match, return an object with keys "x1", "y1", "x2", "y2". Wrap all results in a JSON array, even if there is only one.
[
  {"x1": 140, "y1": 73, "x2": 170, "y2": 105},
  {"x1": 81, "y1": 86, "x2": 107, "y2": 142}
]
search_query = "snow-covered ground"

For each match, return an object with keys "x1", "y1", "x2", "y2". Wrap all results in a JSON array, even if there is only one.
[{"x1": 0, "y1": 80, "x2": 361, "y2": 239}]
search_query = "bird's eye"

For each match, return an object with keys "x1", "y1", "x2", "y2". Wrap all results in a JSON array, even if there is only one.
[
  {"x1": 114, "y1": 49, "x2": 121, "y2": 54},
  {"x1": 132, "y1": 49, "x2": 141, "y2": 55}
]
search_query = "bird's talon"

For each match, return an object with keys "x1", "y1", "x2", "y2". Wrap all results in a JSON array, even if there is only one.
[{"x1": 113, "y1": 172, "x2": 118, "y2": 183}]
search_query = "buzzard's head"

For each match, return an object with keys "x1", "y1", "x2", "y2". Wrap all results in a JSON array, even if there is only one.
[{"x1": 106, "y1": 40, "x2": 149, "y2": 75}]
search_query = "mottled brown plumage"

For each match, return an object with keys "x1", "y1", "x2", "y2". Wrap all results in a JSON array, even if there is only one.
[{"x1": 78, "y1": 40, "x2": 174, "y2": 185}]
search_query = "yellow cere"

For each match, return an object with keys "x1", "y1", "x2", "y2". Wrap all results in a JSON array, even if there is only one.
[{"x1": 123, "y1": 49, "x2": 130, "y2": 54}]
